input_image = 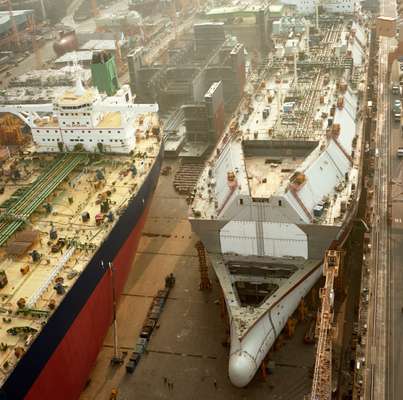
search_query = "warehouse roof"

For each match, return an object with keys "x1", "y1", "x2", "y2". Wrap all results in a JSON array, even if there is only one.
[{"x1": 55, "y1": 51, "x2": 93, "y2": 64}]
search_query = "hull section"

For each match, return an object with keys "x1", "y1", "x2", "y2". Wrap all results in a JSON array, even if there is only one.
[
  {"x1": 0, "y1": 145, "x2": 163, "y2": 400},
  {"x1": 25, "y1": 204, "x2": 149, "y2": 400},
  {"x1": 227, "y1": 263, "x2": 322, "y2": 387}
]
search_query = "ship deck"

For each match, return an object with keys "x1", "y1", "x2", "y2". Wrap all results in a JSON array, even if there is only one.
[
  {"x1": 191, "y1": 19, "x2": 366, "y2": 228},
  {"x1": 0, "y1": 135, "x2": 160, "y2": 384},
  {"x1": 97, "y1": 112, "x2": 122, "y2": 129},
  {"x1": 244, "y1": 155, "x2": 304, "y2": 198}
]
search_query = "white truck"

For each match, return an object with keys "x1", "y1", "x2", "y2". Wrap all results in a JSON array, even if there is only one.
[
  {"x1": 393, "y1": 99, "x2": 401, "y2": 122},
  {"x1": 392, "y1": 83, "x2": 400, "y2": 94}
]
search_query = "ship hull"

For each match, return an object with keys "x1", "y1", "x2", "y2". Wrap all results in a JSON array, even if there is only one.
[
  {"x1": 216, "y1": 212, "x2": 358, "y2": 387},
  {"x1": 227, "y1": 262, "x2": 323, "y2": 387},
  {"x1": 0, "y1": 145, "x2": 163, "y2": 400}
]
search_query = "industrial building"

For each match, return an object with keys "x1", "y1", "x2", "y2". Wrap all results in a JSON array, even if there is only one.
[
  {"x1": 200, "y1": 3, "x2": 271, "y2": 55},
  {"x1": 127, "y1": 22, "x2": 244, "y2": 157},
  {"x1": 164, "y1": 80, "x2": 224, "y2": 158},
  {"x1": 127, "y1": 23, "x2": 245, "y2": 112}
]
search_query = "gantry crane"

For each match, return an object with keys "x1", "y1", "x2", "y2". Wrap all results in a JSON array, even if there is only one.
[{"x1": 310, "y1": 249, "x2": 342, "y2": 400}]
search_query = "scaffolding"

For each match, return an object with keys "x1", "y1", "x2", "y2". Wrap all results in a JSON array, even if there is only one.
[
  {"x1": 195, "y1": 241, "x2": 212, "y2": 290},
  {"x1": 310, "y1": 249, "x2": 342, "y2": 400},
  {"x1": 0, "y1": 113, "x2": 24, "y2": 145}
]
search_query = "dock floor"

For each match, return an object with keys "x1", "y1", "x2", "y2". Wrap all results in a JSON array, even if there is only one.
[{"x1": 79, "y1": 159, "x2": 316, "y2": 400}]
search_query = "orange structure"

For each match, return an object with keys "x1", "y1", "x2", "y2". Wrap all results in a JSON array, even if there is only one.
[{"x1": 0, "y1": 114, "x2": 26, "y2": 145}]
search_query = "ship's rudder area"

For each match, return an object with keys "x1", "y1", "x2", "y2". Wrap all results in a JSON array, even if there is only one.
[{"x1": 211, "y1": 254, "x2": 322, "y2": 387}]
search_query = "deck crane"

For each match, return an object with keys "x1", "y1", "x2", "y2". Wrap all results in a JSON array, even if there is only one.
[
  {"x1": 28, "y1": 15, "x2": 42, "y2": 69},
  {"x1": 309, "y1": 249, "x2": 342, "y2": 400},
  {"x1": 7, "y1": 0, "x2": 20, "y2": 48},
  {"x1": 91, "y1": 0, "x2": 99, "y2": 17}
]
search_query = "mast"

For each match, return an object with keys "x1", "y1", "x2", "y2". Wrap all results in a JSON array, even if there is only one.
[{"x1": 109, "y1": 262, "x2": 123, "y2": 364}]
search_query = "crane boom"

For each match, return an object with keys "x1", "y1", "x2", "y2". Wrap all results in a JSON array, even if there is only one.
[
  {"x1": 7, "y1": 0, "x2": 20, "y2": 47},
  {"x1": 310, "y1": 249, "x2": 342, "y2": 400}
]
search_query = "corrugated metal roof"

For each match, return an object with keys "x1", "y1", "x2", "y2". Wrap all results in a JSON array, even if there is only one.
[{"x1": 80, "y1": 39, "x2": 124, "y2": 51}]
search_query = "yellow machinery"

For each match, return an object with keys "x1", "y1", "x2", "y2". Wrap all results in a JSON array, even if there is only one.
[
  {"x1": 309, "y1": 250, "x2": 342, "y2": 400},
  {"x1": 0, "y1": 114, "x2": 25, "y2": 145}
]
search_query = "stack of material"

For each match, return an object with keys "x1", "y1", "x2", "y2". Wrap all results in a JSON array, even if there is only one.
[
  {"x1": 126, "y1": 278, "x2": 174, "y2": 374},
  {"x1": 173, "y1": 163, "x2": 204, "y2": 195},
  {"x1": 6, "y1": 230, "x2": 39, "y2": 256}
]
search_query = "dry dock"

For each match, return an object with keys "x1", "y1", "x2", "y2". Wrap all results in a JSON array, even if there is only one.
[{"x1": 79, "y1": 160, "x2": 316, "y2": 400}]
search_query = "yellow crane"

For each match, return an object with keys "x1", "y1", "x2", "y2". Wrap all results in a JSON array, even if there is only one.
[{"x1": 310, "y1": 249, "x2": 342, "y2": 400}]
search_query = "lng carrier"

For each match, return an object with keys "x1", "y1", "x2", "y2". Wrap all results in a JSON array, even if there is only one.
[
  {"x1": 189, "y1": 7, "x2": 369, "y2": 388},
  {"x1": 0, "y1": 73, "x2": 163, "y2": 398}
]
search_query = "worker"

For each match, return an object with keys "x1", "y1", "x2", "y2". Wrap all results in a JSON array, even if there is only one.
[
  {"x1": 168, "y1": 273, "x2": 176, "y2": 287},
  {"x1": 109, "y1": 388, "x2": 118, "y2": 400}
]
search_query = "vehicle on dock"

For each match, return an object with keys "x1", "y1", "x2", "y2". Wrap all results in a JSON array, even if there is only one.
[
  {"x1": 393, "y1": 99, "x2": 401, "y2": 122},
  {"x1": 392, "y1": 83, "x2": 400, "y2": 95}
]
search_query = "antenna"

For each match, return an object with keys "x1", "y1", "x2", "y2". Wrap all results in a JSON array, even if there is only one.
[
  {"x1": 74, "y1": 76, "x2": 85, "y2": 96},
  {"x1": 73, "y1": 54, "x2": 85, "y2": 96},
  {"x1": 109, "y1": 262, "x2": 123, "y2": 365}
]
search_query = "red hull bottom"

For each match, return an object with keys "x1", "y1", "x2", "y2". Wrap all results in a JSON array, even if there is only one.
[{"x1": 25, "y1": 204, "x2": 150, "y2": 400}]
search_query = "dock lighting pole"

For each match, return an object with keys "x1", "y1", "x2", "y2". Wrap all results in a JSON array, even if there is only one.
[
  {"x1": 109, "y1": 262, "x2": 123, "y2": 365},
  {"x1": 39, "y1": 0, "x2": 46, "y2": 20}
]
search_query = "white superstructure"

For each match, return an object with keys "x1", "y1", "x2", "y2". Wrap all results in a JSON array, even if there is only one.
[
  {"x1": 189, "y1": 13, "x2": 369, "y2": 387},
  {"x1": 0, "y1": 82, "x2": 159, "y2": 154}
]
